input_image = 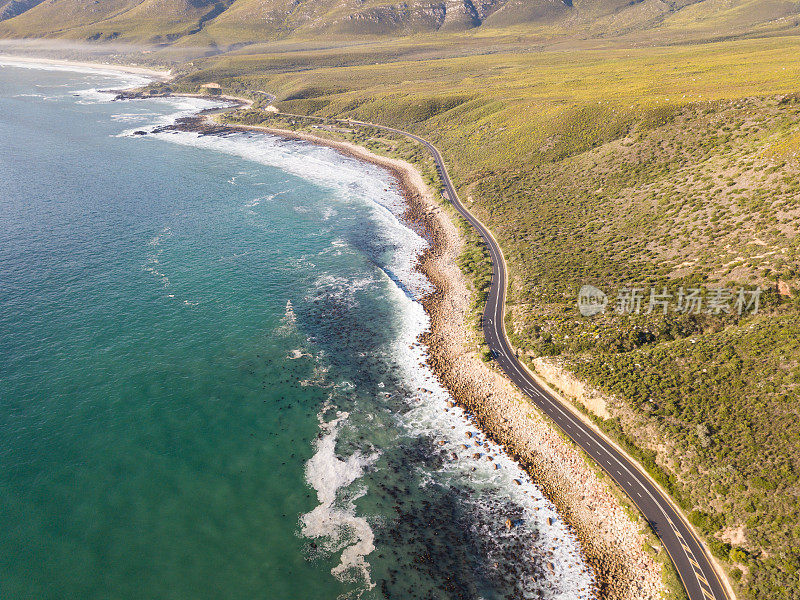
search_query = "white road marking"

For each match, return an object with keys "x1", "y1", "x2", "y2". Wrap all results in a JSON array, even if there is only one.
[{"x1": 394, "y1": 124, "x2": 723, "y2": 600}]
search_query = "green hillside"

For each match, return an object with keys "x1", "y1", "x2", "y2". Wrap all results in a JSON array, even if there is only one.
[
  {"x1": 2, "y1": 0, "x2": 800, "y2": 44},
  {"x1": 2, "y1": 2, "x2": 800, "y2": 599},
  {"x1": 0, "y1": 0, "x2": 45, "y2": 21},
  {"x1": 160, "y1": 33, "x2": 800, "y2": 600}
]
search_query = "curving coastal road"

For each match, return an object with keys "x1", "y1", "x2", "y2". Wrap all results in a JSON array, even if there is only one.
[
  {"x1": 246, "y1": 100, "x2": 730, "y2": 600},
  {"x1": 339, "y1": 118, "x2": 732, "y2": 600}
]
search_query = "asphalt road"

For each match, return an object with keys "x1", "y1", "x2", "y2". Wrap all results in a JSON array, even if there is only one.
[
  {"x1": 254, "y1": 105, "x2": 729, "y2": 599},
  {"x1": 342, "y1": 119, "x2": 731, "y2": 600}
]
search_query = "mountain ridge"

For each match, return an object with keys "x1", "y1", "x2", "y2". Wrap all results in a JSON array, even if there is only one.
[{"x1": 2, "y1": 0, "x2": 800, "y2": 45}]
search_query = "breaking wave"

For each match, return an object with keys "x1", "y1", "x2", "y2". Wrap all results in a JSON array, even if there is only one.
[{"x1": 112, "y1": 92, "x2": 595, "y2": 599}]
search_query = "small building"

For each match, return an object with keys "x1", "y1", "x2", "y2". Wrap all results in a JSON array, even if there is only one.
[{"x1": 199, "y1": 82, "x2": 223, "y2": 95}]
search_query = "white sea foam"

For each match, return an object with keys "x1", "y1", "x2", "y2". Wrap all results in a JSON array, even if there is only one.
[
  {"x1": 301, "y1": 408, "x2": 379, "y2": 593},
  {"x1": 0, "y1": 58, "x2": 151, "y2": 89},
  {"x1": 117, "y1": 102, "x2": 594, "y2": 598},
  {"x1": 112, "y1": 96, "x2": 225, "y2": 132},
  {"x1": 142, "y1": 226, "x2": 202, "y2": 307},
  {"x1": 110, "y1": 112, "x2": 159, "y2": 123},
  {"x1": 12, "y1": 67, "x2": 226, "y2": 137},
  {"x1": 244, "y1": 194, "x2": 275, "y2": 208},
  {"x1": 139, "y1": 129, "x2": 433, "y2": 298},
  {"x1": 304, "y1": 273, "x2": 380, "y2": 311},
  {"x1": 13, "y1": 92, "x2": 51, "y2": 99},
  {"x1": 144, "y1": 226, "x2": 172, "y2": 289},
  {"x1": 72, "y1": 87, "x2": 121, "y2": 104},
  {"x1": 0, "y1": 58, "x2": 172, "y2": 121},
  {"x1": 379, "y1": 271, "x2": 595, "y2": 599},
  {"x1": 275, "y1": 300, "x2": 298, "y2": 337}
]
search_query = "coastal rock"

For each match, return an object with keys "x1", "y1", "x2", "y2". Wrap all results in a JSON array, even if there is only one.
[
  {"x1": 185, "y1": 107, "x2": 669, "y2": 600},
  {"x1": 410, "y1": 157, "x2": 668, "y2": 600}
]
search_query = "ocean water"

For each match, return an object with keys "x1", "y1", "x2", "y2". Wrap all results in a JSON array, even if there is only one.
[{"x1": 0, "y1": 62, "x2": 595, "y2": 600}]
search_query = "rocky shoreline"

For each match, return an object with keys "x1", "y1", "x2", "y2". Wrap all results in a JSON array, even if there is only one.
[
  {"x1": 130, "y1": 95, "x2": 667, "y2": 600},
  {"x1": 409, "y1": 192, "x2": 666, "y2": 600}
]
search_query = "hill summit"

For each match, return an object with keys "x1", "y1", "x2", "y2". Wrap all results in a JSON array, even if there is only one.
[{"x1": 2, "y1": 0, "x2": 800, "y2": 45}]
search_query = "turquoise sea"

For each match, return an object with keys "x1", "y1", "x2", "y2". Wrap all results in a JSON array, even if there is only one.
[{"x1": 0, "y1": 62, "x2": 594, "y2": 600}]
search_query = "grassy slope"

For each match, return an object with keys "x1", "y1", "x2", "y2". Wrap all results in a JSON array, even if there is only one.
[
  {"x1": 166, "y1": 33, "x2": 800, "y2": 599},
  {"x1": 0, "y1": 0, "x2": 215, "y2": 41},
  {"x1": 2, "y1": 0, "x2": 800, "y2": 44}
]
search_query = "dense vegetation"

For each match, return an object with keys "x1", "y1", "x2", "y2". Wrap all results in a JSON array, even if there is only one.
[
  {"x1": 467, "y1": 93, "x2": 800, "y2": 600},
  {"x1": 182, "y1": 34, "x2": 800, "y2": 599}
]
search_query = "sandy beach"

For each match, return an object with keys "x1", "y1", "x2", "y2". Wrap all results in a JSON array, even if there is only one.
[{"x1": 0, "y1": 54, "x2": 172, "y2": 81}]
